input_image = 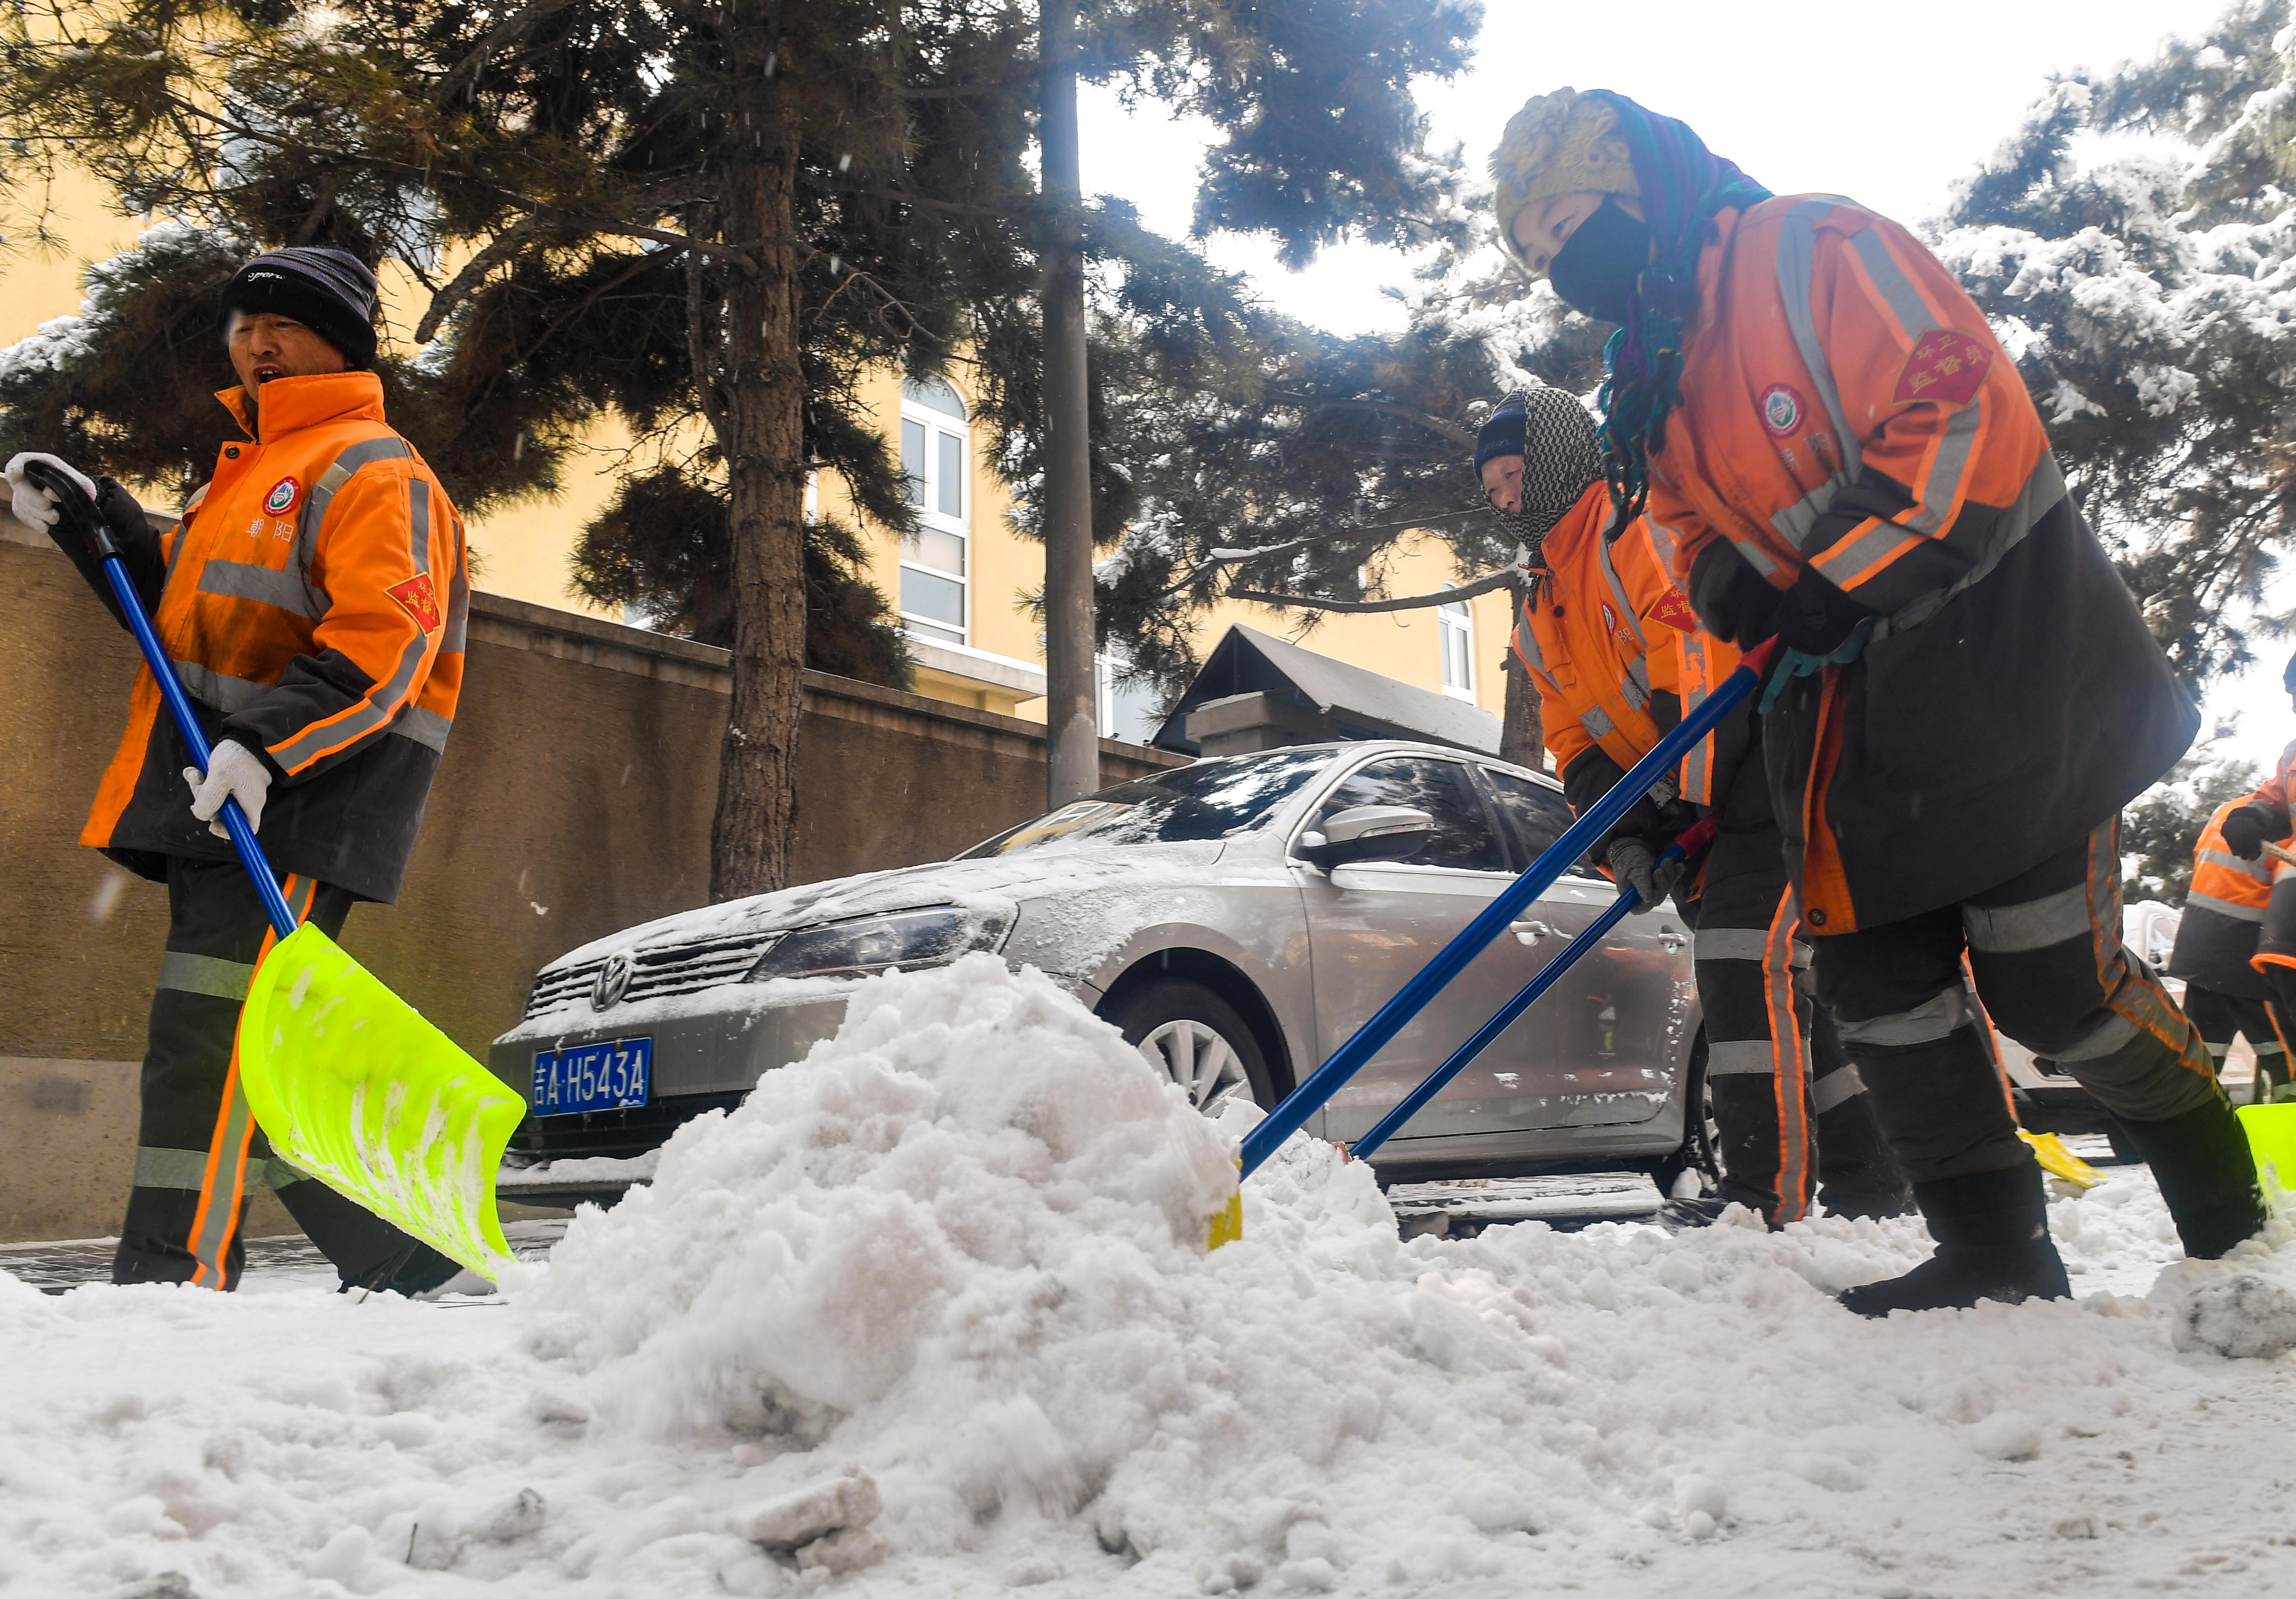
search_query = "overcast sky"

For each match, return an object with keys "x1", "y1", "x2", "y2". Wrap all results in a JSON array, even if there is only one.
[{"x1": 1080, "y1": 0, "x2": 2292, "y2": 779}]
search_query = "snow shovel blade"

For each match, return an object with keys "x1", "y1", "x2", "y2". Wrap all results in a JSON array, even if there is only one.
[
  {"x1": 2017, "y1": 1129, "x2": 2103, "y2": 1190},
  {"x1": 237, "y1": 924, "x2": 524, "y2": 1278},
  {"x1": 2237, "y1": 1102, "x2": 2296, "y2": 1204}
]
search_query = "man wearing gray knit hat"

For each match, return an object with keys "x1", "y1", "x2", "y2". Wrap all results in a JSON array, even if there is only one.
[{"x1": 216, "y1": 246, "x2": 381, "y2": 370}]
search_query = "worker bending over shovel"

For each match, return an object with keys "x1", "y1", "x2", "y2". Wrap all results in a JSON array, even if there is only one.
[
  {"x1": 2168, "y1": 788, "x2": 2295, "y2": 1104},
  {"x1": 1479, "y1": 388, "x2": 1909, "y2": 1228},
  {"x1": 1489, "y1": 88, "x2": 2264, "y2": 1313},
  {"x1": 5, "y1": 247, "x2": 469, "y2": 1294}
]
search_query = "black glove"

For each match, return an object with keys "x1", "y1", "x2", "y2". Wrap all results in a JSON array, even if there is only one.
[
  {"x1": 1774, "y1": 567, "x2": 1879, "y2": 658},
  {"x1": 1686, "y1": 541, "x2": 1781, "y2": 646},
  {"x1": 2221, "y1": 803, "x2": 2284, "y2": 862},
  {"x1": 1561, "y1": 749, "x2": 1656, "y2": 855},
  {"x1": 1606, "y1": 835, "x2": 1686, "y2": 913}
]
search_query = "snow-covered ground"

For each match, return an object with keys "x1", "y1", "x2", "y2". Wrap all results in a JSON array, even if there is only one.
[{"x1": 7, "y1": 956, "x2": 2296, "y2": 1599}]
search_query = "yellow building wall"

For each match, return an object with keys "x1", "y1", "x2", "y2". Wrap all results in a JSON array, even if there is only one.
[{"x1": 5, "y1": 180, "x2": 1518, "y2": 738}]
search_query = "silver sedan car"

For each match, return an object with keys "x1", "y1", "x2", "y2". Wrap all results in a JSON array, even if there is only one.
[{"x1": 488, "y1": 741, "x2": 1709, "y2": 1201}]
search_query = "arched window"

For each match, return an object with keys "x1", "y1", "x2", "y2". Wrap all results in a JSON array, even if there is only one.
[
  {"x1": 898, "y1": 375, "x2": 971, "y2": 645},
  {"x1": 1437, "y1": 587, "x2": 1475, "y2": 701}
]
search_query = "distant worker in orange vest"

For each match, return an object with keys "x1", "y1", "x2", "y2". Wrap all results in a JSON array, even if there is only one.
[
  {"x1": 2167, "y1": 795, "x2": 2295, "y2": 1103},
  {"x1": 1479, "y1": 387, "x2": 1908, "y2": 1226},
  {"x1": 2208, "y1": 651, "x2": 2296, "y2": 1103},
  {"x1": 1488, "y1": 88, "x2": 2263, "y2": 1314},
  {"x1": 4, "y1": 247, "x2": 471, "y2": 1294}
]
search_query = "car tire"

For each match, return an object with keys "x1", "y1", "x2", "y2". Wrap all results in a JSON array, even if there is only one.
[
  {"x1": 1652, "y1": 1032, "x2": 1721, "y2": 1197},
  {"x1": 1103, "y1": 979, "x2": 1275, "y2": 1115}
]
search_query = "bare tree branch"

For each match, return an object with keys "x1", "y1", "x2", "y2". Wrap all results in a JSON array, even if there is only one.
[{"x1": 1227, "y1": 564, "x2": 1521, "y2": 614}]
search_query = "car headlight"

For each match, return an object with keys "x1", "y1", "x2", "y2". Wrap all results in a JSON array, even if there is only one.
[{"x1": 745, "y1": 906, "x2": 1011, "y2": 982}]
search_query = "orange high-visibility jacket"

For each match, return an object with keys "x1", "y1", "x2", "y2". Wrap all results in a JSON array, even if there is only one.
[
  {"x1": 2169, "y1": 798, "x2": 2288, "y2": 1000},
  {"x1": 77, "y1": 371, "x2": 467, "y2": 903},
  {"x1": 1647, "y1": 197, "x2": 2194, "y2": 933},
  {"x1": 1512, "y1": 484, "x2": 1744, "y2": 809}
]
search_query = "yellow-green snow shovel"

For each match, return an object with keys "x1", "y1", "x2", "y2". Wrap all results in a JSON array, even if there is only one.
[
  {"x1": 2237, "y1": 1102, "x2": 2296, "y2": 1204},
  {"x1": 30, "y1": 460, "x2": 522, "y2": 1279}
]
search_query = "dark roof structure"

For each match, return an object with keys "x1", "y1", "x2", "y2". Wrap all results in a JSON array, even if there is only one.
[{"x1": 1153, "y1": 624, "x2": 1502, "y2": 756}]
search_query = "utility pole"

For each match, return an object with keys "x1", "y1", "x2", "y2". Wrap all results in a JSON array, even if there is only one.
[{"x1": 1038, "y1": 0, "x2": 1098, "y2": 806}]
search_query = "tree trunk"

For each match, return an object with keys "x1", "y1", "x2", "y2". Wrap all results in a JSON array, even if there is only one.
[
  {"x1": 710, "y1": 10, "x2": 808, "y2": 901},
  {"x1": 1038, "y1": 0, "x2": 1098, "y2": 806},
  {"x1": 1499, "y1": 585, "x2": 1545, "y2": 772}
]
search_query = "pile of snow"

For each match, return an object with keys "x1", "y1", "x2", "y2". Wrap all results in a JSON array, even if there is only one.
[{"x1": 5, "y1": 957, "x2": 2296, "y2": 1598}]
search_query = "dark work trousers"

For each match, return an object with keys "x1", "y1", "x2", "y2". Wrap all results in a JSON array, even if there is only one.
[
  {"x1": 1811, "y1": 817, "x2": 2223, "y2": 1184},
  {"x1": 1680, "y1": 745, "x2": 1910, "y2": 1223},
  {"x1": 2182, "y1": 984, "x2": 2295, "y2": 1105},
  {"x1": 115, "y1": 856, "x2": 454, "y2": 1292}
]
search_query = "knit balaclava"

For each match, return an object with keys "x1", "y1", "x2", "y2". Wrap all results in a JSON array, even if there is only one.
[
  {"x1": 1477, "y1": 386, "x2": 1604, "y2": 567},
  {"x1": 1490, "y1": 90, "x2": 1769, "y2": 527},
  {"x1": 217, "y1": 247, "x2": 380, "y2": 370}
]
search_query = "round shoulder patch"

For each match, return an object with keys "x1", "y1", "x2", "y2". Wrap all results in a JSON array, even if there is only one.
[
  {"x1": 1759, "y1": 384, "x2": 1804, "y2": 437},
  {"x1": 264, "y1": 475, "x2": 302, "y2": 515}
]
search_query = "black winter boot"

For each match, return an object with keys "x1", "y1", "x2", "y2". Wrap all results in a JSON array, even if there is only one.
[
  {"x1": 1840, "y1": 1162, "x2": 2070, "y2": 1317},
  {"x1": 2111, "y1": 1097, "x2": 2267, "y2": 1260}
]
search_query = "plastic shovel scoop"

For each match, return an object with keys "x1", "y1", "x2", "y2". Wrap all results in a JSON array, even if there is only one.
[
  {"x1": 2018, "y1": 1129, "x2": 2105, "y2": 1190},
  {"x1": 25, "y1": 459, "x2": 524, "y2": 1280},
  {"x1": 240, "y1": 926, "x2": 523, "y2": 1275},
  {"x1": 2237, "y1": 1102, "x2": 2296, "y2": 1205}
]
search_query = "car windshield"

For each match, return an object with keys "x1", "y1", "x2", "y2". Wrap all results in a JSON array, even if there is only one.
[{"x1": 960, "y1": 748, "x2": 1336, "y2": 857}]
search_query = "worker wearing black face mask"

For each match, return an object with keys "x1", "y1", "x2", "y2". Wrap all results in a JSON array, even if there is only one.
[{"x1": 1547, "y1": 198, "x2": 1655, "y2": 325}]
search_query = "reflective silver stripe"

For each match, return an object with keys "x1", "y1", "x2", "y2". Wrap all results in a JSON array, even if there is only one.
[
  {"x1": 1706, "y1": 1040, "x2": 1778, "y2": 1076},
  {"x1": 158, "y1": 951, "x2": 256, "y2": 999},
  {"x1": 441, "y1": 549, "x2": 470, "y2": 655},
  {"x1": 2053, "y1": 1010, "x2": 2138, "y2": 1064},
  {"x1": 1963, "y1": 882, "x2": 2091, "y2": 954},
  {"x1": 2205, "y1": 1042, "x2": 2232, "y2": 1058},
  {"x1": 1847, "y1": 226, "x2": 1941, "y2": 342},
  {"x1": 1580, "y1": 705, "x2": 1616, "y2": 741},
  {"x1": 1513, "y1": 596, "x2": 1546, "y2": 671},
  {"x1": 1730, "y1": 535, "x2": 1781, "y2": 579},
  {"x1": 268, "y1": 629, "x2": 429, "y2": 772},
  {"x1": 1815, "y1": 518, "x2": 1916, "y2": 587},
  {"x1": 2257, "y1": 1039, "x2": 2288, "y2": 1056},
  {"x1": 1695, "y1": 927, "x2": 1772, "y2": 962},
  {"x1": 1882, "y1": 453, "x2": 2067, "y2": 635},
  {"x1": 392, "y1": 705, "x2": 453, "y2": 751},
  {"x1": 2198, "y1": 848, "x2": 2273, "y2": 881},
  {"x1": 266, "y1": 1156, "x2": 309, "y2": 1187},
  {"x1": 133, "y1": 1146, "x2": 212, "y2": 1190},
  {"x1": 1836, "y1": 986, "x2": 1969, "y2": 1047},
  {"x1": 296, "y1": 435, "x2": 416, "y2": 597},
  {"x1": 1811, "y1": 1062, "x2": 1867, "y2": 1114},
  {"x1": 174, "y1": 661, "x2": 267, "y2": 713},
  {"x1": 1770, "y1": 474, "x2": 1849, "y2": 550},
  {"x1": 1776, "y1": 198, "x2": 1861, "y2": 479},
  {"x1": 1595, "y1": 533, "x2": 1647, "y2": 649},
  {"x1": 407, "y1": 474, "x2": 432, "y2": 576},
  {"x1": 2186, "y1": 891, "x2": 2267, "y2": 924},
  {"x1": 1905, "y1": 394, "x2": 1983, "y2": 537},
  {"x1": 1619, "y1": 655, "x2": 1650, "y2": 713},
  {"x1": 1678, "y1": 631, "x2": 1710, "y2": 801},
  {"x1": 197, "y1": 558, "x2": 328, "y2": 618},
  {"x1": 189, "y1": 1072, "x2": 252, "y2": 1283}
]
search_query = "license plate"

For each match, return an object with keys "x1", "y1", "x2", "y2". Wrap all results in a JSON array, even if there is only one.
[{"x1": 531, "y1": 1037, "x2": 652, "y2": 1116}]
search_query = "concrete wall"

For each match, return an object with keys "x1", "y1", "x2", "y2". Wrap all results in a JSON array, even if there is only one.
[{"x1": 0, "y1": 532, "x2": 1179, "y2": 1243}]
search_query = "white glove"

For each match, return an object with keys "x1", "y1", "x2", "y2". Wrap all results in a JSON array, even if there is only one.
[
  {"x1": 5, "y1": 452, "x2": 97, "y2": 533},
  {"x1": 183, "y1": 740, "x2": 272, "y2": 838}
]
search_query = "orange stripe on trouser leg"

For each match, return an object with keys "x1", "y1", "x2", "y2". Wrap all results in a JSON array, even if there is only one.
[
  {"x1": 1766, "y1": 888, "x2": 1812, "y2": 1223},
  {"x1": 185, "y1": 875, "x2": 313, "y2": 1290},
  {"x1": 2087, "y1": 820, "x2": 2212, "y2": 1072},
  {"x1": 2266, "y1": 1005, "x2": 2295, "y2": 1093},
  {"x1": 1962, "y1": 954, "x2": 2019, "y2": 1122}
]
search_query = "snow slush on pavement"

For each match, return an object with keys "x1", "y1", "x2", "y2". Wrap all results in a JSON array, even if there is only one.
[{"x1": 6, "y1": 957, "x2": 2296, "y2": 1597}]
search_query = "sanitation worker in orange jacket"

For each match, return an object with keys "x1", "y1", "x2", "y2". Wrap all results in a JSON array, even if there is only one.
[
  {"x1": 1481, "y1": 387, "x2": 1907, "y2": 1225},
  {"x1": 2209, "y1": 652, "x2": 2296, "y2": 1098},
  {"x1": 1488, "y1": 88, "x2": 2263, "y2": 1315},
  {"x1": 2166, "y1": 794, "x2": 2295, "y2": 1103},
  {"x1": 4, "y1": 247, "x2": 469, "y2": 1295}
]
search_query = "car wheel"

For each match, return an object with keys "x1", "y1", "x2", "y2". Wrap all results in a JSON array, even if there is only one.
[
  {"x1": 1653, "y1": 1033, "x2": 1721, "y2": 1197},
  {"x1": 1104, "y1": 979, "x2": 1274, "y2": 1115}
]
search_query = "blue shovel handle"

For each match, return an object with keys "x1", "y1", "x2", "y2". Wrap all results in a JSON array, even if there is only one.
[
  {"x1": 24, "y1": 461, "x2": 299, "y2": 940},
  {"x1": 1238, "y1": 638, "x2": 1776, "y2": 1178},
  {"x1": 1345, "y1": 817, "x2": 1717, "y2": 1162}
]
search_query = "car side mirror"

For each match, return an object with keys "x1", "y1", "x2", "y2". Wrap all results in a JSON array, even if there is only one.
[{"x1": 1298, "y1": 805, "x2": 1434, "y2": 869}]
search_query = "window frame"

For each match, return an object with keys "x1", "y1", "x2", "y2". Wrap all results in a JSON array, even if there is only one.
[
  {"x1": 1436, "y1": 586, "x2": 1477, "y2": 703},
  {"x1": 898, "y1": 376, "x2": 971, "y2": 646},
  {"x1": 1291, "y1": 749, "x2": 1513, "y2": 875}
]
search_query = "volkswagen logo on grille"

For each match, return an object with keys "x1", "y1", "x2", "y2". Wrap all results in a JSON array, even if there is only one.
[{"x1": 591, "y1": 953, "x2": 634, "y2": 1011}]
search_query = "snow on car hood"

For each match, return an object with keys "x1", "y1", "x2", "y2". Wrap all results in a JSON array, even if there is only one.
[{"x1": 536, "y1": 839, "x2": 1229, "y2": 973}]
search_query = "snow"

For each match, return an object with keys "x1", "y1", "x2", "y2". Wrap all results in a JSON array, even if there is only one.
[{"x1": 8, "y1": 957, "x2": 2296, "y2": 1597}]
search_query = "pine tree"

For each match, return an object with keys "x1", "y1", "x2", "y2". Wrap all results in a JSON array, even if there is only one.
[{"x1": 0, "y1": 0, "x2": 1478, "y2": 896}]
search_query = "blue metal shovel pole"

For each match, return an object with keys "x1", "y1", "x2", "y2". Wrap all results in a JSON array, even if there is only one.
[
  {"x1": 1346, "y1": 819, "x2": 1716, "y2": 1162},
  {"x1": 23, "y1": 461, "x2": 296, "y2": 938},
  {"x1": 1238, "y1": 638, "x2": 1777, "y2": 1178}
]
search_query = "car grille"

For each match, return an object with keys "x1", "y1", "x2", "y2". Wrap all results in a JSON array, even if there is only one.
[
  {"x1": 509, "y1": 1092, "x2": 747, "y2": 1161},
  {"x1": 523, "y1": 930, "x2": 780, "y2": 1018}
]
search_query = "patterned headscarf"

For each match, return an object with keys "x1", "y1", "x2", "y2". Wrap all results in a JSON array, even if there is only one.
[
  {"x1": 1477, "y1": 386, "x2": 1604, "y2": 568},
  {"x1": 1490, "y1": 90, "x2": 1770, "y2": 526}
]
